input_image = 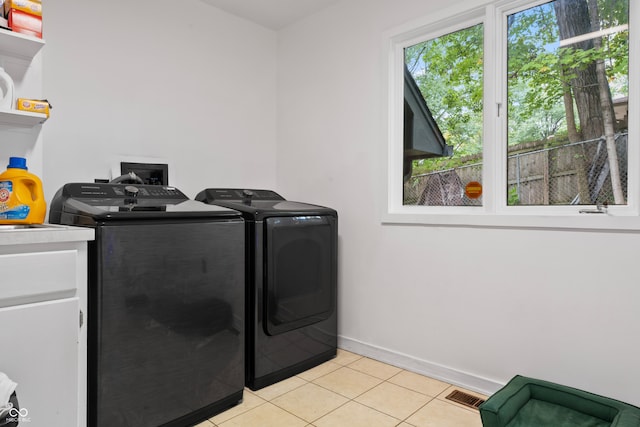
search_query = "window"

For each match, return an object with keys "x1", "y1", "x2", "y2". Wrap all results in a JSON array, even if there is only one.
[
  {"x1": 507, "y1": 0, "x2": 629, "y2": 206},
  {"x1": 385, "y1": 0, "x2": 636, "y2": 229},
  {"x1": 404, "y1": 24, "x2": 484, "y2": 207}
]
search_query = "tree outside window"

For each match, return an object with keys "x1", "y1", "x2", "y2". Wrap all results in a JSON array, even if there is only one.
[
  {"x1": 507, "y1": 0, "x2": 628, "y2": 206},
  {"x1": 402, "y1": 0, "x2": 629, "y2": 208}
]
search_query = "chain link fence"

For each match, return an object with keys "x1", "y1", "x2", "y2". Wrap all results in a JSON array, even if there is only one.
[
  {"x1": 404, "y1": 162, "x2": 482, "y2": 206},
  {"x1": 404, "y1": 133, "x2": 628, "y2": 206}
]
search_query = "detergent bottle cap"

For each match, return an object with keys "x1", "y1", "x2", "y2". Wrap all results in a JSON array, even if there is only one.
[{"x1": 7, "y1": 157, "x2": 28, "y2": 170}]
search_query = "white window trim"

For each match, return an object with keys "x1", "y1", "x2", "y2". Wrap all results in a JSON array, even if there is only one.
[{"x1": 383, "y1": 0, "x2": 640, "y2": 231}]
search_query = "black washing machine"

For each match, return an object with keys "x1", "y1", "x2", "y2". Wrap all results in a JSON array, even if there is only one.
[
  {"x1": 49, "y1": 183, "x2": 245, "y2": 427},
  {"x1": 195, "y1": 188, "x2": 337, "y2": 390}
]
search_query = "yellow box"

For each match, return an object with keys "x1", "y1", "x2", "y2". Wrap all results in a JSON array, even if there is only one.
[
  {"x1": 4, "y1": 0, "x2": 41, "y2": 18},
  {"x1": 16, "y1": 98, "x2": 49, "y2": 118}
]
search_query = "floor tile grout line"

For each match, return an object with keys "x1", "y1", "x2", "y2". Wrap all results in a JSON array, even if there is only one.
[
  {"x1": 217, "y1": 400, "x2": 311, "y2": 427},
  {"x1": 345, "y1": 358, "x2": 462, "y2": 398},
  {"x1": 263, "y1": 379, "x2": 344, "y2": 425},
  {"x1": 256, "y1": 375, "x2": 356, "y2": 425},
  {"x1": 297, "y1": 365, "x2": 445, "y2": 420},
  {"x1": 395, "y1": 418, "x2": 418, "y2": 427},
  {"x1": 351, "y1": 378, "x2": 439, "y2": 424},
  {"x1": 251, "y1": 375, "x2": 311, "y2": 403},
  {"x1": 382, "y1": 370, "x2": 487, "y2": 414},
  {"x1": 302, "y1": 387, "x2": 400, "y2": 426},
  {"x1": 398, "y1": 393, "x2": 439, "y2": 424},
  {"x1": 210, "y1": 400, "x2": 269, "y2": 426},
  {"x1": 278, "y1": 368, "x2": 397, "y2": 424},
  {"x1": 311, "y1": 376, "x2": 395, "y2": 422},
  {"x1": 216, "y1": 381, "x2": 479, "y2": 427},
  {"x1": 346, "y1": 362, "x2": 405, "y2": 380},
  {"x1": 303, "y1": 395, "x2": 353, "y2": 424},
  {"x1": 303, "y1": 377, "x2": 375, "y2": 401},
  {"x1": 262, "y1": 400, "x2": 312, "y2": 426},
  {"x1": 211, "y1": 350, "x2": 485, "y2": 426},
  {"x1": 308, "y1": 365, "x2": 452, "y2": 403},
  {"x1": 300, "y1": 364, "x2": 386, "y2": 399},
  {"x1": 294, "y1": 372, "x2": 470, "y2": 426},
  {"x1": 384, "y1": 376, "x2": 453, "y2": 400}
]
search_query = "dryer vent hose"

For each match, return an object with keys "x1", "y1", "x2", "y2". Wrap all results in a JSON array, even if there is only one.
[{"x1": 110, "y1": 172, "x2": 144, "y2": 184}]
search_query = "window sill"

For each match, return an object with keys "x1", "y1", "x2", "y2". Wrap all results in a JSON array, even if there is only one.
[{"x1": 381, "y1": 209, "x2": 640, "y2": 232}]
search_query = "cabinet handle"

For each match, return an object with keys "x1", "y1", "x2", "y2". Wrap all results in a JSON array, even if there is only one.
[{"x1": 79, "y1": 309, "x2": 84, "y2": 328}]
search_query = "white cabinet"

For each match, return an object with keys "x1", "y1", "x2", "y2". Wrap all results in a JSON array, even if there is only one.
[
  {"x1": 0, "y1": 299, "x2": 79, "y2": 426},
  {"x1": 0, "y1": 227, "x2": 93, "y2": 427}
]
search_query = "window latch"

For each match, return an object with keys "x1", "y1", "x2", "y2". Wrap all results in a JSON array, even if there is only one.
[{"x1": 579, "y1": 202, "x2": 608, "y2": 214}]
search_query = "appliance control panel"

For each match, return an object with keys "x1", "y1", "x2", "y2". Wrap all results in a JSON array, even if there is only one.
[
  {"x1": 61, "y1": 183, "x2": 188, "y2": 201},
  {"x1": 201, "y1": 188, "x2": 285, "y2": 201}
]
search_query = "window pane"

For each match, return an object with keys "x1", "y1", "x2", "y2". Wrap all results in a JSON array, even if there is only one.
[
  {"x1": 507, "y1": 0, "x2": 629, "y2": 206},
  {"x1": 403, "y1": 24, "x2": 484, "y2": 206}
]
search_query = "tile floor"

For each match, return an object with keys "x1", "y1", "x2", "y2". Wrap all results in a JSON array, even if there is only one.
[{"x1": 195, "y1": 349, "x2": 487, "y2": 427}]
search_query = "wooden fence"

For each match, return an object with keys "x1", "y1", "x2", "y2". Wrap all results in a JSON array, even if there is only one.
[{"x1": 404, "y1": 133, "x2": 628, "y2": 206}]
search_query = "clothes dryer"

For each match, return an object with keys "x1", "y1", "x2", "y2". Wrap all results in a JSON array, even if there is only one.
[{"x1": 196, "y1": 189, "x2": 337, "y2": 390}]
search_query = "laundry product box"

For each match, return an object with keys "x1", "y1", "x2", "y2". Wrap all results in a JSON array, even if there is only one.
[
  {"x1": 4, "y1": 0, "x2": 41, "y2": 18},
  {"x1": 16, "y1": 98, "x2": 49, "y2": 118},
  {"x1": 7, "y1": 8, "x2": 41, "y2": 38}
]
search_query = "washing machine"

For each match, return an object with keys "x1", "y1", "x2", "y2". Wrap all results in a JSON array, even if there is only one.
[
  {"x1": 49, "y1": 183, "x2": 245, "y2": 427},
  {"x1": 195, "y1": 188, "x2": 337, "y2": 390}
]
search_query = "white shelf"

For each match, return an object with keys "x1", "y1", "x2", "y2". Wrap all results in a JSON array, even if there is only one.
[
  {"x1": 0, "y1": 27, "x2": 44, "y2": 61},
  {"x1": 0, "y1": 109, "x2": 47, "y2": 127}
]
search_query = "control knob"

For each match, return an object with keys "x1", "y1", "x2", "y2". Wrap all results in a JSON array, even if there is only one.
[
  {"x1": 242, "y1": 189, "x2": 254, "y2": 205},
  {"x1": 124, "y1": 185, "x2": 139, "y2": 198}
]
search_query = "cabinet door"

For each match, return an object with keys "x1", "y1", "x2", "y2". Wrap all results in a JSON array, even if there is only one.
[{"x1": 0, "y1": 298, "x2": 78, "y2": 427}]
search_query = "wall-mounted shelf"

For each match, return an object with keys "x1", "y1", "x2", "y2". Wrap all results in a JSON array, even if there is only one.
[
  {"x1": 0, "y1": 109, "x2": 47, "y2": 128},
  {"x1": 0, "y1": 20, "x2": 46, "y2": 175},
  {"x1": 0, "y1": 27, "x2": 45, "y2": 61}
]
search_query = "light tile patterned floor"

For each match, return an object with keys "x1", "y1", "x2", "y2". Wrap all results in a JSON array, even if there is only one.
[{"x1": 195, "y1": 349, "x2": 486, "y2": 427}]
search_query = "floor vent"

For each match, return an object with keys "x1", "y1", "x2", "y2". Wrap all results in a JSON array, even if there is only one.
[{"x1": 445, "y1": 390, "x2": 486, "y2": 410}]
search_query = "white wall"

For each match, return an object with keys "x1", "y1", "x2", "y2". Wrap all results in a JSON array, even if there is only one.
[
  {"x1": 42, "y1": 0, "x2": 278, "y2": 200},
  {"x1": 277, "y1": 0, "x2": 640, "y2": 404}
]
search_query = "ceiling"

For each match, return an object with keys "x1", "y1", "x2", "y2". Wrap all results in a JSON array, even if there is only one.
[{"x1": 199, "y1": 0, "x2": 342, "y2": 30}]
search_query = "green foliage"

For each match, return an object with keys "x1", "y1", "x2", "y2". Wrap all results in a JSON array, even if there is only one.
[
  {"x1": 506, "y1": 0, "x2": 628, "y2": 146},
  {"x1": 405, "y1": 24, "x2": 484, "y2": 158},
  {"x1": 404, "y1": 0, "x2": 629, "y2": 177},
  {"x1": 507, "y1": 186, "x2": 520, "y2": 206},
  {"x1": 411, "y1": 154, "x2": 480, "y2": 176}
]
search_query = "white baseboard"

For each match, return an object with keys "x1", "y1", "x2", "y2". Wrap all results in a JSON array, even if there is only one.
[{"x1": 338, "y1": 335, "x2": 504, "y2": 397}]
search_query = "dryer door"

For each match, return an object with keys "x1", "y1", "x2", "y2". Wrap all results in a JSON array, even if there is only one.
[{"x1": 263, "y1": 215, "x2": 337, "y2": 336}]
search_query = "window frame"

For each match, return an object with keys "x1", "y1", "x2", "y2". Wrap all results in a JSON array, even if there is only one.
[{"x1": 383, "y1": 0, "x2": 640, "y2": 230}]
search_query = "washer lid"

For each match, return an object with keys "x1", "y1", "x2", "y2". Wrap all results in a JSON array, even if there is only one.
[
  {"x1": 196, "y1": 188, "x2": 337, "y2": 220},
  {"x1": 50, "y1": 183, "x2": 241, "y2": 222}
]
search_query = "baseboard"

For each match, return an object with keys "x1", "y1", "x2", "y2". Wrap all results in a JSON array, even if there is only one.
[{"x1": 338, "y1": 335, "x2": 504, "y2": 397}]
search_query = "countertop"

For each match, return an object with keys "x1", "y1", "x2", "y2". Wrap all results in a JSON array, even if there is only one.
[{"x1": 0, "y1": 224, "x2": 95, "y2": 246}]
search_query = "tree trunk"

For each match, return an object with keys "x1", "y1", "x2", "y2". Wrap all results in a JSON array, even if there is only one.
[
  {"x1": 560, "y1": 65, "x2": 591, "y2": 204},
  {"x1": 554, "y1": 0, "x2": 603, "y2": 139},
  {"x1": 555, "y1": 0, "x2": 625, "y2": 204},
  {"x1": 587, "y1": 0, "x2": 625, "y2": 204},
  {"x1": 560, "y1": 69, "x2": 581, "y2": 143}
]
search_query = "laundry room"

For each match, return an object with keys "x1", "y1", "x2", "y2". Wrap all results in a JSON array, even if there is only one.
[{"x1": 1, "y1": 0, "x2": 640, "y2": 426}]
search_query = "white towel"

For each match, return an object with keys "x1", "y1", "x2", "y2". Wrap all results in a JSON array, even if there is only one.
[{"x1": 0, "y1": 372, "x2": 17, "y2": 412}]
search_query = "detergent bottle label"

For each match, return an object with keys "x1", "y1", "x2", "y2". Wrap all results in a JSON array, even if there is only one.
[{"x1": 0, "y1": 181, "x2": 31, "y2": 220}]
